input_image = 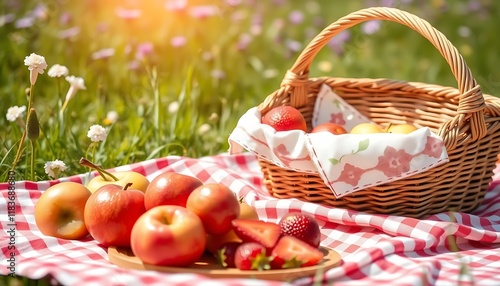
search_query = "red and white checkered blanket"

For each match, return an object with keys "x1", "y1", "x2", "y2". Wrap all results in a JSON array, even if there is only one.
[{"x1": 1, "y1": 153, "x2": 500, "y2": 285}]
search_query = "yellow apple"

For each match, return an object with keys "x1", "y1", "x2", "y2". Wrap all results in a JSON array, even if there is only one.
[
  {"x1": 350, "y1": 123, "x2": 383, "y2": 134},
  {"x1": 86, "y1": 171, "x2": 150, "y2": 194},
  {"x1": 35, "y1": 182, "x2": 91, "y2": 240},
  {"x1": 79, "y1": 158, "x2": 150, "y2": 194},
  {"x1": 386, "y1": 124, "x2": 418, "y2": 134}
]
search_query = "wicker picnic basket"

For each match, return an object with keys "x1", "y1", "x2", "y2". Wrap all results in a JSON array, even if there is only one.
[{"x1": 257, "y1": 7, "x2": 500, "y2": 218}]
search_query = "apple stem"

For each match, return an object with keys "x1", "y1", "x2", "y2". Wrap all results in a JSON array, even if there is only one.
[
  {"x1": 94, "y1": 169, "x2": 108, "y2": 181},
  {"x1": 79, "y1": 157, "x2": 119, "y2": 181},
  {"x1": 123, "y1": 183, "x2": 133, "y2": 191},
  {"x1": 384, "y1": 123, "x2": 393, "y2": 133}
]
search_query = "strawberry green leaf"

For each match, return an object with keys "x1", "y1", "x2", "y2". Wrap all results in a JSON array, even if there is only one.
[
  {"x1": 216, "y1": 247, "x2": 228, "y2": 268},
  {"x1": 282, "y1": 256, "x2": 304, "y2": 269},
  {"x1": 250, "y1": 249, "x2": 272, "y2": 271}
]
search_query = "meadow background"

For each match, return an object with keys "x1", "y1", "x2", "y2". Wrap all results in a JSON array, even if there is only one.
[{"x1": 1, "y1": 0, "x2": 499, "y2": 183}]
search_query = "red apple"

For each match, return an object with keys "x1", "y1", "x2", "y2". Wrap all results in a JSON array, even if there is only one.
[
  {"x1": 84, "y1": 183, "x2": 146, "y2": 247},
  {"x1": 144, "y1": 172, "x2": 203, "y2": 210},
  {"x1": 205, "y1": 200, "x2": 259, "y2": 254},
  {"x1": 186, "y1": 183, "x2": 240, "y2": 235},
  {"x1": 131, "y1": 205, "x2": 206, "y2": 267},
  {"x1": 311, "y1": 122, "x2": 347, "y2": 135}
]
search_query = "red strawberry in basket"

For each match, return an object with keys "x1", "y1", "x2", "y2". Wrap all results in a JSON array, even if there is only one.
[
  {"x1": 231, "y1": 219, "x2": 281, "y2": 251},
  {"x1": 234, "y1": 242, "x2": 272, "y2": 270},
  {"x1": 279, "y1": 213, "x2": 321, "y2": 248},
  {"x1": 271, "y1": 236, "x2": 324, "y2": 269}
]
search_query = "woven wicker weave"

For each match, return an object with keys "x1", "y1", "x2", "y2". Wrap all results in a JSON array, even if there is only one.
[{"x1": 257, "y1": 7, "x2": 500, "y2": 218}]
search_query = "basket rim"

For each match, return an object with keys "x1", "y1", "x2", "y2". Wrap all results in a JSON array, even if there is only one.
[{"x1": 259, "y1": 7, "x2": 488, "y2": 146}]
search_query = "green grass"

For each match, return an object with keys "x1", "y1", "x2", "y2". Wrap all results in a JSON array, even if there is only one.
[{"x1": 1, "y1": 1, "x2": 499, "y2": 281}]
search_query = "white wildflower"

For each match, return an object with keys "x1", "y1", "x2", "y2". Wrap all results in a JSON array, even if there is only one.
[
  {"x1": 458, "y1": 26, "x2": 471, "y2": 38},
  {"x1": 198, "y1": 123, "x2": 211, "y2": 135},
  {"x1": 62, "y1": 75, "x2": 86, "y2": 111},
  {"x1": 65, "y1": 75, "x2": 86, "y2": 91},
  {"x1": 87, "y1": 124, "x2": 107, "y2": 142},
  {"x1": 24, "y1": 53, "x2": 48, "y2": 85},
  {"x1": 208, "y1": 112, "x2": 219, "y2": 122},
  {"x1": 104, "y1": 111, "x2": 119, "y2": 125},
  {"x1": 44, "y1": 159, "x2": 68, "y2": 179},
  {"x1": 47, "y1": 64, "x2": 69, "y2": 78},
  {"x1": 168, "y1": 101, "x2": 180, "y2": 114},
  {"x1": 6, "y1": 105, "x2": 27, "y2": 122},
  {"x1": 263, "y1": 69, "x2": 278, "y2": 79}
]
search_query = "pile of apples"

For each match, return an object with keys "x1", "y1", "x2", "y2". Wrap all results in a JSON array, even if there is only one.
[
  {"x1": 34, "y1": 158, "x2": 326, "y2": 270},
  {"x1": 262, "y1": 106, "x2": 418, "y2": 134}
]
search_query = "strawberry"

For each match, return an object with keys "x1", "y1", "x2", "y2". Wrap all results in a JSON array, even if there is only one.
[
  {"x1": 271, "y1": 236, "x2": 324, "y2": 269},
  {"x1": 234, "y1": 242, "x2": 271, "y2": 271},
  {"x1": 216, "y1": 241, "x2": 241, "y2": 268},
  {"x1": 279, "y1": 213, "x2": 321, "y2": 248},
  {"x1": 231, "y1": 219, "x2": 281, "y2": 250},
  {"x1": 261, "y1": 106, "x2": 307, "y2": 132}
]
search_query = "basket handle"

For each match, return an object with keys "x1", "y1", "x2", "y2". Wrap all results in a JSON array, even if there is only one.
[{"x1": 280, "y1": 7, "x2": 487, "y2": 145}]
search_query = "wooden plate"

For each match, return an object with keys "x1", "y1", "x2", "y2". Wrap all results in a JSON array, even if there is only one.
[{"x1": 108, "y1": 246, "x2": 342, "y2": 282}]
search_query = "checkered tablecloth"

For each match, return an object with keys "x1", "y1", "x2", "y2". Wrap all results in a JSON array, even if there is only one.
[{"x1": 1, "y1": 153, "x2": 500, "y2": 285}]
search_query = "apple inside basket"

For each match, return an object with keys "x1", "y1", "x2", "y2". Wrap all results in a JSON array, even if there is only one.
[{"x1": 228, "y1": 84, "x2": 449, "y2": 198}]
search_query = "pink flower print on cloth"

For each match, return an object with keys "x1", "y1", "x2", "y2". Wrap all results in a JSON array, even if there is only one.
[
  {"x1": 336, "y1": 163, "x2": 365, "y2": 186},
  {"x1": 329, "y1": 112, "x2": 346, "y2": 125},
  {"x1": 423, "y1": 135, "x2": 445, "y2": 158},
  {"x1": 274, "y1": 143, "x2": 311, "y2": 168},
  {"x1": 375, "y1": 146, "x2": 413, "y2": 178},
  {"x1": 308, "y1": 127, "x2": 449, "y2": 197}
]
